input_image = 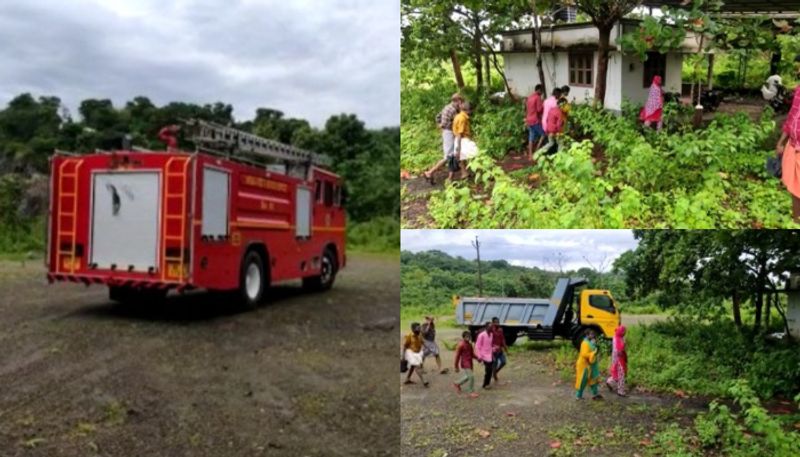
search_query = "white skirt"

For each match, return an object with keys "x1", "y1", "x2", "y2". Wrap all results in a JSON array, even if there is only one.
[
  {"x1": 459, "y1": 138, "x2": 479, "y2": 160},
  {"x1": 405, "y1": 349, "x2": 423, "y2": 367}
]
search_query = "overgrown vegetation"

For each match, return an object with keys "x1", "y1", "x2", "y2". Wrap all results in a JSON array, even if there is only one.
[
  {"x1": 0, "y1": 94, "x2": 399, "y2": 253},
  {"x1": 401, "y1": 1, "x2": 800, "y2": 229},
  {"x1": 403, "y1": 87, "x2": 798, "y2": 227}
]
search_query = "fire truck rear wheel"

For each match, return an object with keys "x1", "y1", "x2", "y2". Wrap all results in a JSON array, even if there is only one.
[
  {"x1": 303, "y1": 248, "x2": 338, "y2": 291},
  {"x1": 239, "y1": 250, "x2": 267, "y2": 309}
]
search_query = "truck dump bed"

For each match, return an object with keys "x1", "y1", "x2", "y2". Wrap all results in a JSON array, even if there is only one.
[{"x1": 455, "y1": 297, "x2": 556, "y2": 328}]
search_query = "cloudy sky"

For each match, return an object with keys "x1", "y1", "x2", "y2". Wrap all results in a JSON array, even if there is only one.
[
  {"x1": 0, "y1": 0, "x2": 399, "y2": 128},
  {"x1": 401, "y1": 230, "x2": 639, "y2": 272}
]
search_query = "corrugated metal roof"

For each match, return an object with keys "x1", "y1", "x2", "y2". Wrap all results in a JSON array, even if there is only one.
[{"x1": 642, "y1": 0, "x2": 800, "y2": 13}]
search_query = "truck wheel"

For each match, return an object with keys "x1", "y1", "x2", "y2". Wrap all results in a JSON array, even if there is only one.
[
  {"x1": 239, "y1": 250, "x2": 267, "y2": 309},
  {"x1": 303, "y1": 248, "x2": 338, "y2": 292},
  {"x1": 503, "y1": 328, "x2": 518, "y2": 347}
]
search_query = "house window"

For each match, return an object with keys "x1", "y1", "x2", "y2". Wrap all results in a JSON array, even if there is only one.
[
  {"x1": 643, "y1": 52, "x2": 666, "y2": 88},
  {"x1": 568, "y1": 52, "x2": 594, "y2": 87}
]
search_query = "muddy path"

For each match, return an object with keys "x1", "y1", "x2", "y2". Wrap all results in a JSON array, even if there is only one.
[
  {"x1": 0, "y1": 253, "x2": 399, "y2": 457},
  {"x1": 401, "y1": 326, "x2": 705, "y2": 457}
]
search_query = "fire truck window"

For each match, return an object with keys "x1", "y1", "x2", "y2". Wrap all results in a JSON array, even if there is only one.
[
  {"x1": 324, "y1": 181, "x2": 334, "y2": 207},
  {"x1": 315, "y1": 180, "x2": 322, "y2": 203},
  {"x1": 334, "y1": 185, "x2": 341, "y2": 207}
]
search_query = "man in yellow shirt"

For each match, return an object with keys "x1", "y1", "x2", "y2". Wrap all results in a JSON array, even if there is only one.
[
  {"x1": 402, "y1": 322, "x2": 428, "y2": 387},
  {"x1": 452, "y1": 102, "x2": 475, "y2": 180}
]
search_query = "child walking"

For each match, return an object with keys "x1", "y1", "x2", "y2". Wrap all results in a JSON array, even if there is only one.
[
  {"x1": 453, "y1": 331, "x2": 479, "y2": 398},
  {"x1": 606, "y1": 325, "x2": 628, "y2": 396}
]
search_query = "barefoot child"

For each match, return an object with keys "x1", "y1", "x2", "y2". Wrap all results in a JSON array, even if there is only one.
[{"x1": 453, "y1": 331, "x2": 479, "y2": 398}]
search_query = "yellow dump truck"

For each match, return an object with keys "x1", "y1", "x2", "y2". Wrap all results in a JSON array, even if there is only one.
[{"x1": 454, "y1": 277, "x2": 621, "y2": 348}]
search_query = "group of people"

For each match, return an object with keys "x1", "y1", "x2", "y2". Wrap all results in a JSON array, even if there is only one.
[
  {"x1": 423, "y1": 94, "x2": 478, "y2": 184},
  {"x1": 401, "y1": 317, "x2": 509, "y2": 398},
  {"x1": 402, "y1": 318, "x2": 629, "y2": 401},
  {"x1": 574, "y1": 326, "x2": 628, "y2": 400},
  {"x1": 524, "y1": 84, "x2": 572, "y2": 160}
]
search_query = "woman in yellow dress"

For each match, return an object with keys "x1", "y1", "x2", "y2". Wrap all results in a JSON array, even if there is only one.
[{"x1": 575, "y1": 329, "x2": 603, "y2": 400}]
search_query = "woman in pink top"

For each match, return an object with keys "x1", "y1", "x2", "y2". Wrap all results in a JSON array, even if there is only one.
[
  {"x1": 776, "y1": 57, "x2": 800, "y2": 222},
  {"x1": 474, "y1": 322, "x2": 495, "y2": 389},
  {"x1": 538, "y1": 87, "x2": 564, "y2": 156}
]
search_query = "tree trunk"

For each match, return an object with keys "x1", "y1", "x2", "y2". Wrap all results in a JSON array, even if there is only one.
[
  {"x1": 450, "y1": 49, "x2": 465, "y2": 90},
  {"x1": 770, "y1": 48, "x2": 782, "y2": 75},
  {"x1": 473, "y1": 18, "x2": 483, "y2": 92},
  {"x1": 707, "y1": 53, "x2": 715, "y2": 90},
  {"x1": 485, "y1": 52, "x2": 491, "y2": 89},
  {"x1": 594, "y1": 25, "x2": 612, "y2": 107},
  {"x1": 531, "y1": 0, "x2": 547, "y2": 95},
  {"x1": 731, "y1": 289, "x2": 742, "y2": 328},
  {"x1": 765, "y1": 292, "x2": 771, "y2": 328}
]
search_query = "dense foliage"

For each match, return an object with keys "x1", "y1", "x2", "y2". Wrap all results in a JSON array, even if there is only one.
[
  {"x1": 0, "y1": 93, "x2": 399, "y2": 253},
  {"x1": 402, "y1": 81, "x2": 798, "y2": 227},
  {"x1": 616, "y1": 230, "x2": 800, "y2": 331},
  {"x1": 401, "y1": 249, "x2": 628, "y2": 319}
]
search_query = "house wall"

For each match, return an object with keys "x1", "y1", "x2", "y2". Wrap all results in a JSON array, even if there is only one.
[
  {"x1": 504, "y1": 51, "x2": 624, "y2": 111},
  {"x1": 504, "y1": 50, "x2": 683, "y2": 112}
]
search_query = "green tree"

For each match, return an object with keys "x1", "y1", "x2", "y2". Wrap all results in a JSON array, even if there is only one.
[{"x1": 573, "y1": 0, "x2": 642, "y2": 107}]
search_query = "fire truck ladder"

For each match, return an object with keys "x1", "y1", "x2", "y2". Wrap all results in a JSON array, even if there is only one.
[
  {"x1": 161, "y1": 156, "x2": 192, "y2": 281},
  {"x1": 55, "y1": 158, "x2": 84, "y2": 274},
  {"x1": 182, "y1": 119, "x2": 332, "y2": 168}
]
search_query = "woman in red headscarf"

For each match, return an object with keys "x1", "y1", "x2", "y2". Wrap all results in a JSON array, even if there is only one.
[
  {"x1": 606, "y1": 325, "x2": 628, "y2": 396},
  {"x1": 775, "y1": 57, "x2": 800, "y2": 222},
  {"x1": 640, "y1": 75, "x2": 664, "y2": 131}
]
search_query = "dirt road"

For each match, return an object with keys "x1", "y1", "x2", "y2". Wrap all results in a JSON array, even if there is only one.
[
  {"x1": 0, "y1": 253, "x2": 399, "y2": 457},
  {"x1": 401, "y1": 327, "x2": 704, "y2": 457}
]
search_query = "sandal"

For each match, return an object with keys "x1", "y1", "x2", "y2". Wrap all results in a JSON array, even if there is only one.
[
  {"x1": 423, "y1": 381, "x2": 430, "y2": 388},
  {"x1": 403, "y1": 380, "x2": 415, "y2": 385}
]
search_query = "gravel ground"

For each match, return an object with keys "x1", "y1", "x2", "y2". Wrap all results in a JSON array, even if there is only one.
[
  {"x1": 400, "y1": 326, "x2": 705, "y2": 457},
  {"x1": 0, "y1": 253, "x2": 399, "y2": 457}
]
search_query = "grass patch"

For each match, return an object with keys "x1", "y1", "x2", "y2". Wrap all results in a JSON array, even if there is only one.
[
  {"x1": 104, "y1": 400, "x2": 127, "y2": 426},
  {"x1": 626, "y1": 319, "x2": 800, "y2": 399},
  {"x1": 347, "y1": 217, "x2": 399, "y2": 253}
]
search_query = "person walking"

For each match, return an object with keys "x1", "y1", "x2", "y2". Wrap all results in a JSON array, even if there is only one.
[
  {"x1": 474, "y1": 322, "x2": 494, "y2": 390},
  {"x1": 452, "y1": 102, "x2": 477, "y2": 180},
  {"x1": 575, "y1": 330, "x2": 603, "y2": 400},
  {"x1": 775, "y1": 55, "x2": 800, "y2": 222},
  {"x1": 421, "y1": 316, "x2": 448, "y2": 374},
  {"x1": 490, "y1": 317, "x2": 508, "y2": 383},
  {"x1": 640, "y1": 75, "x2": 664, "y2": 131},
  {"x1": 538, "y1": 88, "x2": 564, "y2": 155},
  {"x1": 526, "y1": 84, "x2": 545, "y2": 160},
  {"x1": 606, "y1": 326, "x2": 628, "y2": 396},
  {"x1": 423, "y1": 93, "x2": 463, "y2": 184},
  {"x1": 453, "y1": 331, "x2": 479, "y2": 398},
  {"x1": 402, "y1": 323, "x2": 428, "y2": 387}
]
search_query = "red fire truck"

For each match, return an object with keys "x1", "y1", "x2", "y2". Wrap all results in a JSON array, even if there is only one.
[{"x1": 46, "y1": 119, "x2": 346, "y2": 308}]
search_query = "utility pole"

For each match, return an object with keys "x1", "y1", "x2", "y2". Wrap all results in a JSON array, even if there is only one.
[{"x1": 472, "y1": 236, "x2": 483, "y2": 297}]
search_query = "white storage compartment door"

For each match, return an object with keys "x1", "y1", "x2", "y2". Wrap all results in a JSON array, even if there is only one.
[
  {"x1": 202, "y1": 167, "x2": 230, "y2": 237},
  {"x1": 91, "y1": 171, "x2": 161, "y2": 271},
  {"x1": 295, "y1": 187, "x2": 311, "y2": 238}
]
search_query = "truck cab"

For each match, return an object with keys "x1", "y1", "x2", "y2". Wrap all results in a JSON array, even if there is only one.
[{"x1": 575, "y1": 288, "x2": 621, "y2": 345}]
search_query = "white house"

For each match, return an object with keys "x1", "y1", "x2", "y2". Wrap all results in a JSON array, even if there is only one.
[{"x1": 500, "y1": 19, "x2": 704, "y2": 111}]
